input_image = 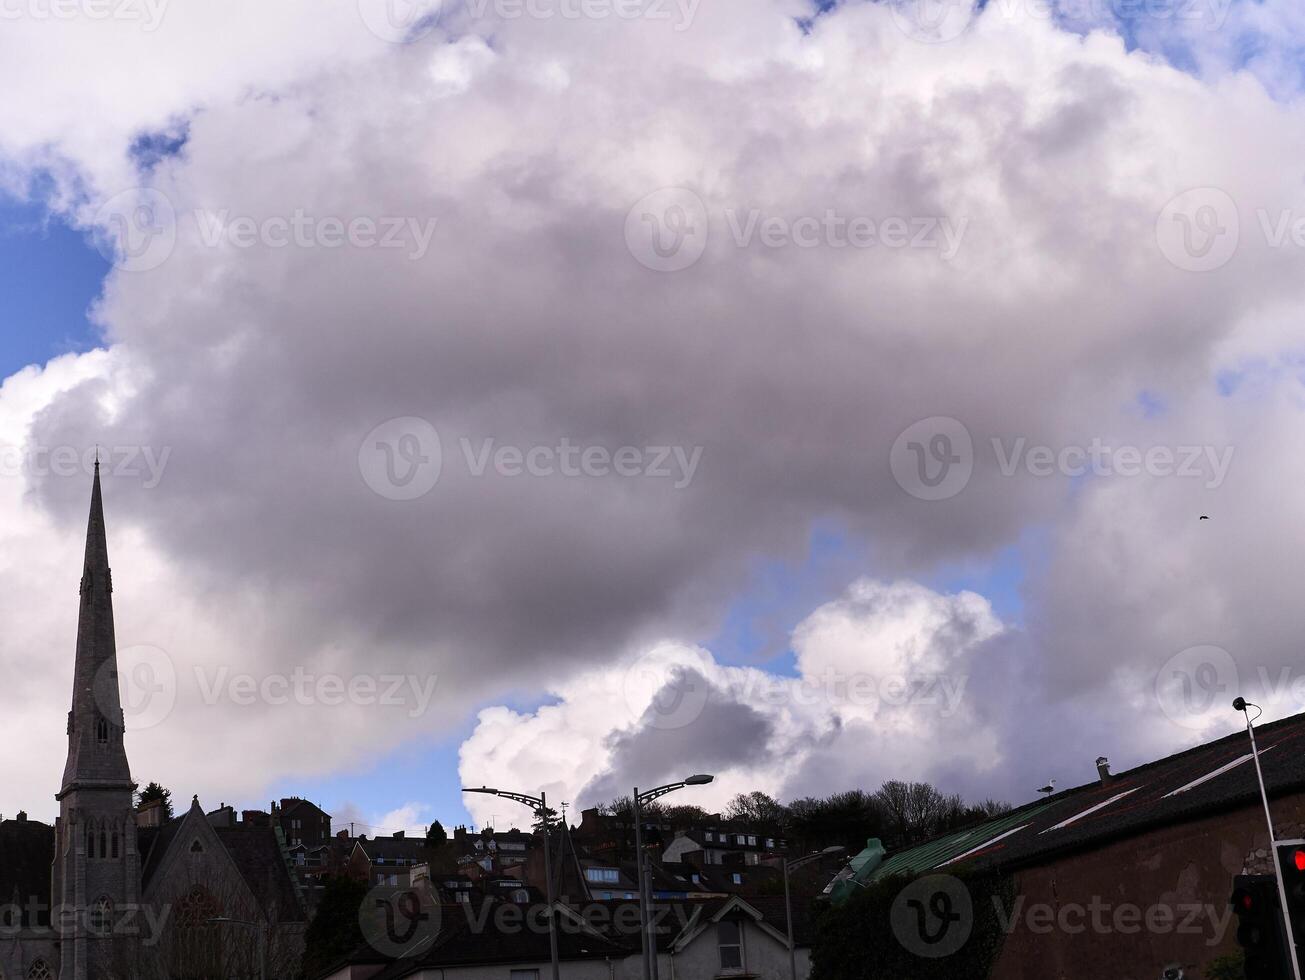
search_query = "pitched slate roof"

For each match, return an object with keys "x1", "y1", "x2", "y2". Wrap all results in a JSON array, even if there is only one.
[
  {"x1": 139, "y1": 814, "x2": 306, "y2": 922},
  {"x1": 0, "y1": 816, "x2": 54, "y2": 925},
  {"x1": 214, "y1": 826, "x2": 308, "y2": 922},
  {"x1": 870, "y1": 708, "x2": 1305, "y2": 880},
  {"x1": 362, "y1": 903, "x2": 633, "y2": 979}
]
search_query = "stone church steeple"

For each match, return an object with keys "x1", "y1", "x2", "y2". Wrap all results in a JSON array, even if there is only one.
[
  {"x1": 61, "y1": 457, "x2": 133, "y2": 793},
  {"x1": 52, "y1": 460, "x2": 142, "y2": 979}
]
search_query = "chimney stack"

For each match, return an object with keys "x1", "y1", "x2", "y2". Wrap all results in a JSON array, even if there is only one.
[{"x1": 1095, "y1": 756, "x2": 1112, "y2": 786}]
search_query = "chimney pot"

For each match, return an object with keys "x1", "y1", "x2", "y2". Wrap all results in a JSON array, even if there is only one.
[{"x1": 1096, "y1": 756, "x2": 1112, "y2": 785}]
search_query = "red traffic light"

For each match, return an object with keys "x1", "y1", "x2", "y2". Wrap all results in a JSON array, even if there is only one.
[{"x1": 1294, "y1": 849, "x2": 1305, "y2": 873}]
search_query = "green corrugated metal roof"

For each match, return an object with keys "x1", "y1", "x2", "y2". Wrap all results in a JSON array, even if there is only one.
[{"x1": 866, "y1": 804, "x2": 1057, "y2": 883}]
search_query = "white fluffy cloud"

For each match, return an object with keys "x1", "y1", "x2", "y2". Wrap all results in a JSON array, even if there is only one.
[
  {"x1": 3, "y1": 0, "x2": 1305, "y2": 822},
  {"x1": 458, "y1": 579, "x2": 1007, "y2": 824}
]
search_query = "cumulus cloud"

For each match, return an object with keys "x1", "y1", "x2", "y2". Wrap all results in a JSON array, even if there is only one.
[
  {"x1": 459, "y1": 580, "x2": 1010, "y2": 824},
  {"x1": 2, "y1": 0, "x2": 1305, "y2": 821}
]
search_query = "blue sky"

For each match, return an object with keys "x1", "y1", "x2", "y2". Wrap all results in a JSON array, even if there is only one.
[{"x1": 0, "y1": 197, "x2": 106, "y2": 373}]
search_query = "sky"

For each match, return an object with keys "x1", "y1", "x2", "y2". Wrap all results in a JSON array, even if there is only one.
[{"x1": 2, "y1": 0, "x2": 1305, "y2": 837}]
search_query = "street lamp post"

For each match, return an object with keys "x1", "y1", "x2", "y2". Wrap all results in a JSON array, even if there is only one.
[
  {"x1": 781, "y1": 847, "x2": 845, "y2": 980},
  {"x1": 207, "y1": 916, "x2": 266, "y2": 980},
  {"x1": 1234, "y1": 697, "x2": 1304, "y2": 980},
  {"x1": 631, "y1": 775, "x2": 714, "y2": 980},
  {"x1": 464, "y1": 786, "x2": 561, "y2": 980}
]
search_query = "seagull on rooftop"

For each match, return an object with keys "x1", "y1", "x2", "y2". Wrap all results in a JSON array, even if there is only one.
[{"x1": 1036, "y1": 779, "x2": 1057, "y2": 796}]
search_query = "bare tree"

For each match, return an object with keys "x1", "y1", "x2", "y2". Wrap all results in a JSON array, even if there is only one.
[{"x1": 723, "y1": 791, "x2": 787, "y2": 827}]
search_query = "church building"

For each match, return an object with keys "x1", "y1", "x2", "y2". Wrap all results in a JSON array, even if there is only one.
[{"x1": 0, "y1": 463, "x2": 306, "y2": 979}]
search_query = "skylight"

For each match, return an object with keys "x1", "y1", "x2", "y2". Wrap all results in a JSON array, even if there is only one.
[
  {"x1": 938, "y1": 824, "x2": 1031, "y2": 866},
  {"x1": 1039, "y1": 789, "x2": 1140, "y2": 834},
  {"x1": 1162, "y1": 747, "x2": 1275, "y2": 799}
]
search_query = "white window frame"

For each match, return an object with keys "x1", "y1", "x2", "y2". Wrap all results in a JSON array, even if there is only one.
[{"x1": 717, "y1": 920, "x2": 744, "y2": 972}]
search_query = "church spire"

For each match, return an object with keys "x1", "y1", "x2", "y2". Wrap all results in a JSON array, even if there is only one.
[{"x1": 59, "y1": 460, "x2": 132, "y2": 797}]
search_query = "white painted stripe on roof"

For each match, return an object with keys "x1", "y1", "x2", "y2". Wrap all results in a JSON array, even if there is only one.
[
  {"x1": 1039, "y1": 788, "x2": 1140, "y2": 834},
  {"x1": 936, "y1": 824, "x2": 1030, "y2": 867},
  {"x1": 1162, "y1": 746, "x2": 1274, "y2": 799}
]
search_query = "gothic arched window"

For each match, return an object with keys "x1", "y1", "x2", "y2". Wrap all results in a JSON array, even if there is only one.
[
  {"x1": 27, "y1": 961, "x2": 52, "y2": 980},
  {"x1": 96, "y1": 717, "x2": 109, "y2": 745},
  {"x1": 91, "y1": 895, "x2": 114, "y2": 935},
  {"x1": 111, "y1": 830, "x2": 120, "y2": 859},
  {"x1": 175, "y1": 885, "x2": 222, "y2": 927},
  {"x1": 99, "y1": 829, "x2": 107, "y2": 859}
]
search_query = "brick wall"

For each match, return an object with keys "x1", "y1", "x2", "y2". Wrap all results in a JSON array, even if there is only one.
[{"x1": 989, "y1": 791, "x2": 1305, "y2": 980}]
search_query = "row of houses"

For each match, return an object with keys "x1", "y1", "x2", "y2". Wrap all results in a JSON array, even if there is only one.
[{"x1": 325, "y1": 894, "x2": 816, "y2": 980}]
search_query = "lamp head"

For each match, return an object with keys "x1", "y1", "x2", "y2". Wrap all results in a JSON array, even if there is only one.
[
  {"x1": 684, "y1": 774, "x2": 714, "y2": 786},
  {"x1": 1233, "y1": 697, "x2": 1247, "y2": 712}
]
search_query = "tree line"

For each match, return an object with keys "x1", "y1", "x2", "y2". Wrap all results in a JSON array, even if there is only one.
[{"x1": 599, "y1": 782, "x2": 1011, "y2": 856}]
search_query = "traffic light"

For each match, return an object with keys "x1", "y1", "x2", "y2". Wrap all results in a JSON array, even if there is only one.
[
  {"x1": 1278, "y1": 845, "x2": 1305, "y2": 944},
  {"x1": 1231, "y1": 874, "x2": 1291, "y2": 980}
]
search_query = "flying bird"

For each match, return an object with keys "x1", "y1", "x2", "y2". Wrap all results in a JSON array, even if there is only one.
[
  {"x1": 1199, "y1": 515, "x2": 1210, "y2": 520},
  {"x1": 1036, "y1": 779, "x2": 1057, "y2": 796}
]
